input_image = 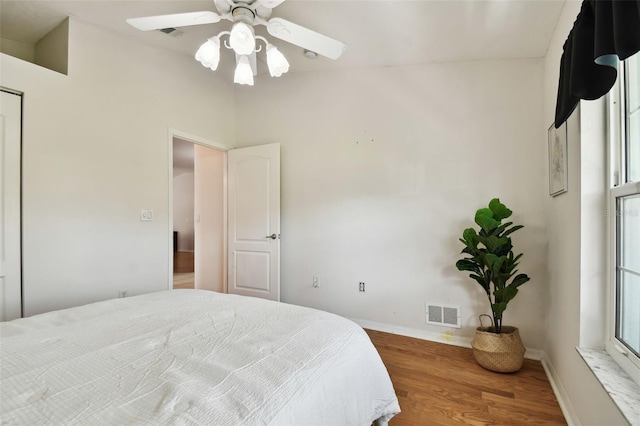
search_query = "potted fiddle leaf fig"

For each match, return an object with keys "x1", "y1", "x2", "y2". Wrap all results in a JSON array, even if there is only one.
[{"x1": 455, "y1": 198, "x2": 531, "y2": 372}]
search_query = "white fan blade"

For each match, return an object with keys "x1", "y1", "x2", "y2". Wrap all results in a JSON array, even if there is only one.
[
  {"x1": 253, "y1": 0, "x2": 286, "y2": 9},
  {"x1": 127, "y1": 11, "x2": 221, "y2": 31},
  {"x1": 267, "y1": 17, "x2": 347, "y2": 60}
]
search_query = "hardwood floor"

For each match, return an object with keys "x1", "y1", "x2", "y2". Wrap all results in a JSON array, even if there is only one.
[
  {"x1": 173, "y1": 272, "x2": 194, "y2": 289},
  {"x1": 174, "y1": 251, "x2": 194, "y2": 273},
  {"x1": 173, "y1": 252, "x2": 194, "y2": 289},
  {"x1": 366, "y1": 329, "x2": 566, "y2": 426}
]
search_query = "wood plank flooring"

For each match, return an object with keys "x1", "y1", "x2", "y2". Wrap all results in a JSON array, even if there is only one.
[
  {"x1": 174, "y1": 251, "x2": 194, "y2": 273},
  {"x1": 366, "y1": 329, "x2": 566, "y2": 426},
  {"x1": 174, "y1": 252, "x2": 194, "y2": 289},
  {"x1": 173, "y1": 272, "x2": 194, "y2": 289}
]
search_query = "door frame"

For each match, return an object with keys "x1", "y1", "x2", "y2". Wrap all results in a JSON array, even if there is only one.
[
  {"x1": 0, "y1": 87, "x2": 24, "y2": 320},
  {"x1": 167, "y1": 128, "x2": 231, "y2": 292}
]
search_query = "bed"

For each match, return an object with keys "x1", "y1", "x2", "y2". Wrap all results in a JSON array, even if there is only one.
[{"x1": 0, "y1": 290, "x2": 400, "y2": 425}]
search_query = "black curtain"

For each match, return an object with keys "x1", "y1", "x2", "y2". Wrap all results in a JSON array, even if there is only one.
[{"x1": 555, "y1": 0, "x2": 640, "y2": 128}]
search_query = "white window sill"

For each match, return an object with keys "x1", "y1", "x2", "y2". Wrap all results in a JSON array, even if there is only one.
[{"x1": 577, "y1": 347, "x2": 640, "y2": 424}]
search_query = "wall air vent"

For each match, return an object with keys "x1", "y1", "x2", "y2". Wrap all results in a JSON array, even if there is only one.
[{"x1": 426, "y1": 304, "x2": 461, "y2": 328}]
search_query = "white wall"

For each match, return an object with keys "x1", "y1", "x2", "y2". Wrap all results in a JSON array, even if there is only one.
[
  {"x1": 0, "y1": 38, "x2": 34, "y2": 63},
  {"x1": 173, "y1": 168, "x2": 195, "y2": 252},
  {"x1": 235, "y1": 58, "x2": 548, "y2": 349},
  {"x1": 0, "y1": 18, "x2": 235, "y2": 315},
  {"x1": 35, "y1": 18, "x2": 68, "y2": 75},
  {"x1": 542, "y1": 1, "x2": 627, "y2": 424},
  {"x1": 194, "y1": 145, "x2": 225, "y2": 292}
]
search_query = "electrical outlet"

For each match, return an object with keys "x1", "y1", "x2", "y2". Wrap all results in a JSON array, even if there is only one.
[
  {"x1": 312, "y1": 276, "x2": 319, "y2": 288},
  {"x1": 359, "y1": 282, "x2": 365, "y2": 292}
]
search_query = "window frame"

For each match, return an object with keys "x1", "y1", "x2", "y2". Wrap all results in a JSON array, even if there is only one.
[{"x1": 607, "y1": 55, "x2": 640, "y2": 382}]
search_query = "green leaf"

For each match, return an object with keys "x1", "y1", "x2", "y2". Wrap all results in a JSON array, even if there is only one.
[
  {"x1": 485, "y1": 253, "x2": 498, "y2": 268},
  {"x1": 461, "y1": 246, "x2": 476, "y2": 255},
  {"x1": 489, "y1": 198, "x2": 512, "y2": 221},
  {"x1": 470, "y1": 274, "x2": 490, "y2": 294},
  {"x1": 492, "y1": 221, "x2": 513, "y2": 237},
  {"x1": 491, "y1": 256, "x2": 505, "y2": 277},
  {"x1": 462, "y1": 228, "x2": 478, "y2": 248},
  {"x1": 456, "y1": 259, "x2": 480, "y2": 273},
  {"x1": 509, "y1": 273, "x2": 530, "y2": 288},
  {"x1": 491, "y1": 302, "x2": 507, "y2": 319},
  {"x1": 500, "y1": 253, "x2": 520, "y2": 274},
  {"x1": 504, "y1": 224, "x2": 524, "y2": 237},
  {"x1": 494, "y1": 286, "x2": 518, "y2": 305},
  {"x1": 484, "y1": 235, "x2": 509, "y2": 252},
  {"x1": 475, "y1": 208, "x2": 500, "y2": 233}
]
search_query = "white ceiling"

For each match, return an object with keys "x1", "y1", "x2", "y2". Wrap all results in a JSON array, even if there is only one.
[{"x1": 1, "y1": 0, "x2": 566, "y2": 78}]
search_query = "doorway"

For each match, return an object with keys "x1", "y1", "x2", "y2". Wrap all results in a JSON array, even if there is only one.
[
  {"x1": 172, "y1": 138, "x2": 195, "y2": 288},
  {"x1": 1, "y1": 88, "x2": 23, "y2": 321},
  {"x1": 170, "y1": 131, "x2": 228, "y2": 293},
  {"x1": 168, "y1": 130, "x2": 281, "y2": 301}
]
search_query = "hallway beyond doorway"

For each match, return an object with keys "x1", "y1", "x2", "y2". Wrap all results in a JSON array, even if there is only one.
[{"x1": 173, "y1": 252, "x2": 194, "y2": 289}]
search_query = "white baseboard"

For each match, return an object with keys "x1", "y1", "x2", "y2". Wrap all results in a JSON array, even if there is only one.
[
  {"x1": 352, "y1": 318, "x2": 576, "y2": 424},
  {"x1": 351, "y1": 317, "x2": 473, "y2": 348},
  {"x1": 540, "y1": 354, "x2": 581, "y2": 426},
  {"x1": 351, "y1": 317, "x2": 544, "y2": 360}
]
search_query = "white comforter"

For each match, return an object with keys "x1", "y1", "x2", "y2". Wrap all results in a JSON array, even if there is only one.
[{"x1": 0, "y1": 290, "x2": 400, "y2": 425}]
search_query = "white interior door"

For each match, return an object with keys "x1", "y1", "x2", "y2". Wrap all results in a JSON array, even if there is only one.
[
  {"x1": 1, "y1": 89, "x2": 23, "y2": 321},
  {"x1": 227, "y1": 143, "x2": 280, "y2": 301}
]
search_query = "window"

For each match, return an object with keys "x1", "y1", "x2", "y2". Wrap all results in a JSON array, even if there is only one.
[{"x1": 609, "y1": 52, "x2": 640, "y2": 379}]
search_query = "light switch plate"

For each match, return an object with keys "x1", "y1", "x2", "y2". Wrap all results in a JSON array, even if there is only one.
[{"x1": 140, "y1": 209, "x2": 153, "y2": 221}]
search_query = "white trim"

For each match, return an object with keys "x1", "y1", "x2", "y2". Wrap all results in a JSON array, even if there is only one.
[
  {"x1": 607, "y1": 158, "x2": 640, "y2": 377},
  {"x1": 221, "y1": 152, "x2": 228, "y2": 294},
  {"x1": 352, "y1": 318, "x2": 472, "y2": 348},
  {"x1": 611, "y1": 181, "x2": 640, "y2": 197},
  {"x1": 351, "y1": 318, "x2": 544, "y2": 360},
  {"x1": 167, "y1": 128, "x2": 231, "y2": 292},
  {"x1": 609, "y1": 72, "x2": 624, "y2": 188},
  {"x1": 169, "y1": 128, "x2": 232, "y2": 152},
  {"x1": 541, "y1": 354, "x2": 581, "y2": 426},
  {"x1": 606, "y1": 58, "x2": 640, "y2": 382}
]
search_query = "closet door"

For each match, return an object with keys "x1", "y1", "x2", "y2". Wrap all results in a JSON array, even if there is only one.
[{"x1": 1, "y1": 89, "x2": 22, "y2": 321}]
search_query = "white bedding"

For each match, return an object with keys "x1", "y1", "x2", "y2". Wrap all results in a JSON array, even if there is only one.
[{"x1": 0, "y1": 290, "x2": 400, "y2": 425}]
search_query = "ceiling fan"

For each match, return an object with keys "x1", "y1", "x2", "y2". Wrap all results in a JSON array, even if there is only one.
[{"x1": 126, "y1": 0, "x2": 347, "y2": 85}]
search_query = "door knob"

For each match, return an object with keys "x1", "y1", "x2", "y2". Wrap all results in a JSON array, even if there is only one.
[{"x1": 265, "y1": 234, "x2": 278, "y2": 239}]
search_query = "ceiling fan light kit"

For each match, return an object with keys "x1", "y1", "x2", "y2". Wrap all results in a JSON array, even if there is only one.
[
  {"x1": 195, "y1": 37, "x2": 221, "y2": 70},
  {"x1": 194, "y1": 31, "x2": 289, "y2": 86},
  {"x1": 127, "y1": 0, "x2": 347, "y2": 86},
  {"x1": 266, "y1": 44, "x2": 289, "y2": 77},
  {"x1": 229, "y1": 22, "x2": 256, "y2": 55},
  {"x1": 234, "y1": 55, "x2": 255, "y2": 85}
]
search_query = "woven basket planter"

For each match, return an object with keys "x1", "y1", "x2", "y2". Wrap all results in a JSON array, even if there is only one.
[{"x1": 471, "y1": 315, "x2": 525, "y2": 373}]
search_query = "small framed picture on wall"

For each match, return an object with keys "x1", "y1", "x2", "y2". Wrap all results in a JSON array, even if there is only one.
[{"x1": 548, "y1": 122, "x2": 568, "y2": 196}]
